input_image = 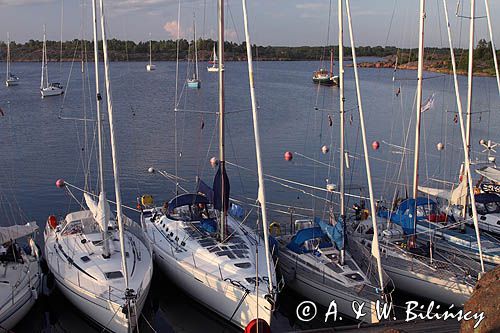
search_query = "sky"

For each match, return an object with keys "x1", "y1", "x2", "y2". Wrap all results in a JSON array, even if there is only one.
[{"x1": 0, "y1": 0, "x2": 499, "y2": 48}]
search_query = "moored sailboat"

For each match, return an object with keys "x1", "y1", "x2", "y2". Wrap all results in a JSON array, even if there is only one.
[
  {"x1": 40, "y1": 25, "x2": 64, "y2": 98},
  {"x1": 146, "y1": 33, "x2": 156, "y2": 71},
  {"x1": 5, "y1": 32, "x2": 19, "y2": 87},
  {"x1": 43, "y1": 1, "x2": 153, "y2": 331}
]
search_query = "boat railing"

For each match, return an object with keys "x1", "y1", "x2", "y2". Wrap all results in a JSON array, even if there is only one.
[{"x1": 123, "y1": 214, "x2": 152, "y2": 255}]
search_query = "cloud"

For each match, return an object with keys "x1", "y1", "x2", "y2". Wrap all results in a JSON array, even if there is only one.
[
  {"x1": 163, "y1": 20, "x2": 181, "y2": 38},
  {"x1": 225, "y1": 29, "x2": 237, "y2": 40},
  {"x1": 296, "y1": 3, "x2": 328, "y2": 10}
]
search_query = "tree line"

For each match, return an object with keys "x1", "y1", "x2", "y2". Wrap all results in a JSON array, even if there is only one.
[{"x1": 0, "y1": 38, "x2": 497, "y2": 65}]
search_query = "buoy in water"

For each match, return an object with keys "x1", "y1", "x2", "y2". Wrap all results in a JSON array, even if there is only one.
[
  {"x1": 436, "y1": 142, "x2": 444, "y2": 151},
  {"x1": 148, "y1": 167, "x2": 155, "y2": 173},
  {"x1": 210, "y1": 157, "x2": 218, "y2": 168},
  {"x1": 55, "y1": 179, "x2": 65, "y2": 188},
  {"x1": 284, "y1": 151, "x2": 293, "y2": 161},
  {"x1": 321, "y1": 145, "x2": 329, "y2": 154},
  {"x1": 371, "y1": 141, "x2": 380, "y2": 150}
]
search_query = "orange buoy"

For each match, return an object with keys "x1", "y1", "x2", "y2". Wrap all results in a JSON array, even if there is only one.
[
  {"x1": 371, "y1": 141, "x2": 380, "y2": 150},
  {"x1": 47, "y1": 215, "x2": 58, "y2": 229}
]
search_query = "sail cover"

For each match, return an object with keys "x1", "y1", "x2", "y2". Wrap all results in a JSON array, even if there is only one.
[
  {"x1": 84, "y1": 192, "x2": 111, "y2": 232},
  {"x1": 0, "y1": 222, "x2": 38, "y2": 244},
  {"x1": 315, "y1": 217, "x2": 344, "y2": 250},
  {"x1": 476, "y1": 166, "x2": 500, "y2": 183},
  {"x1": 213, "y1": 165, "x2": 230, "y2": 212}
]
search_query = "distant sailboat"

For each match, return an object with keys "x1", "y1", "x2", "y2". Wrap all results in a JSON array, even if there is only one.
[
  {"x1": 40, "y1": 25, "x2": 64, "y2": 98},
  {"x1": 187, "y1": 14, "x2": 201, "y2": 88},
  {"x1": 5, "y1": 32, "x2": 19, "y2": 87},
  {"x1": 207, "y1": 44, "x2": 223, "y2": 72},
  {"x1": 146, "y1": 33, "x2": 156, "y2": 71},
  {"x1": 312, "y1": 49, "x2": 338, "y2": 86}
]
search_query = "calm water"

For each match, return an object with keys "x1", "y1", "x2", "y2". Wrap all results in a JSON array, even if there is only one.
[{"x1": 0, "y1": 60, "x2": 498, "y2": 332}]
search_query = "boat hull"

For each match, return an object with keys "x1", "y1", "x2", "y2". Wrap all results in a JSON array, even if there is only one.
[
  {"x1": 146, "y1": 64, "x2": 156, "y2": 71},
  {"x1": 153, "y1": 244, "x2": 273, "y2": 329},
  {"x1": 5, "y1": 79, "x2": 19, "y2": 87},
  {"x1": 187, "y1": 80, "x2": 201, "y2": 89},
  {"x1": 41, "y1": 87, "x2": 64, "y2": 98},
  {"x1": 0, "y1": 260, "x2": 41, "y2": 331}
]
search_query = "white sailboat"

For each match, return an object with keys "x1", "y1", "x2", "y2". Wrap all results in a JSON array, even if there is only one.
[
  {"x1": 187, "y1": 13, "x2": 201, "y2": 88},
  {"x1": 40, "y1": 25, "x2": 64, "y2": 98},
  {"x1": 5, "y1": 32, "x2": 19, "y2": 87},
  {"x1": 0, "y1": 223, "x2": 41, "y2": 330},
  {"x1": 146, "y1": 33, "x2": 156, "y2": 71},
  {"x1": 140, "y1": 0, "x2": 277, "y2": 330},
  {"x1": 43, "y1": 1, "x2": 153, "y2": 332},
  {"x1": 275, "y1": 0, "x2": 391, "y2": 323},
  {"x1": 353, "y1": 0, "x2": 482, "y2": 306},
  {"x1": 207, "y1": 44, "x2": 223, "y2": 72}
]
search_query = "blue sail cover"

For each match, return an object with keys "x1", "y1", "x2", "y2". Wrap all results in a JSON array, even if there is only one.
[
  {"x1": 213, "y1": 165, "x2": 230, "y2": 212},
  {"x1": 286, "y1": 227, "x2": 332, "y2": 254},
  {"x1": 379, "y1": 197, "x2": 437, "y2": 235},
  {"x1": 315, "y1": 217, "x2": 345, "y2": 250}
]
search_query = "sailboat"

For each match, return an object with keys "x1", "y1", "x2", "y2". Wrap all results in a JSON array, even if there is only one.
[
  {"x1": 0, "y1": 223, "x2": 41, "y2": 330},
  {"x1": 187, "y1": 14, "x2": 201, "y2": 89},
  {"x1": 312, "y1": 49, "x2": 339, "y2": 86},
  {"x1": 353, "y1": 0, "x2": 482, "y2": 306},
  {"x1": 43, "y1": 1, "x2": 153, "y2": 332},
  {"x1": 275, "y1": 0, "x2": 390, "y2": 323},
  {"x1": 40, "y1": 25, "x2": 64, "y2": 98},
  {"x1": 139, "y1": 0, "x2": 277, "y2": 330},
  {"x1": 207, "y1": 44, "x2": 223, "y2": 72},
  {"x1": 5, "y1": 32, "x2": 19, "y2": 87},
  {"x1": 146, "y1": 33, "x2": 156, "y2": 71}
]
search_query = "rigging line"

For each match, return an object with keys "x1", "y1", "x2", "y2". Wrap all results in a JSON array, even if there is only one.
[
  {"x1": 174, "y1": 0, "x2": 181, "y2": 196},
  {"x1": 226, "y1": 161, "x2": 369, "y2": 200},
  {"x1": 59, "y1": 39, "x2": 81, "y2": 117}
]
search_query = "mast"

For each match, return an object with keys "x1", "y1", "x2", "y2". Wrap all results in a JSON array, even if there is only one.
[
  {"x1": 442, "y1": 0, "x2": 485, "y2": 274},
  {"x1": 345, "y1": 0, "x2": 385, "y2": 292},
  {"x1": 218, "y1": 0, "x2": 227, "y2": 241},
  {"x1": 463, "y1": 0, "x2": 475, "y2": 218},
  {"x1": 92, "y1": 0, "x2": 110, "y2": 258},
  {"x1": 412, "y1": 0, "x2": 426, "y2": 237},
  {"x1": 41, "y1": 25, "x2": 48, "y2": 90},
  {"x1": 338, "y1": 0, "x2": 345, "y2": 265},
  {"x1": 193, "y1": 14, "x2": 199, "y2": 79},
  {"x1": 484, "y1": 0, "x2": 500, "y2": 96},
  {"x1": 6, "y1": 33, "x2": 10, "y2": 81},
  {"x1": 98, "y1": 0, "x2": 130, "y2": 288},
  {"x1": 149, "y1": 32, "x2": 152, "y2": 66},
  {"x1": 241, "y1": 0, "x2": 274, "y2": 294},
  {"x1": 329, "y1": 48, "x2": 333, "y2": 76}
]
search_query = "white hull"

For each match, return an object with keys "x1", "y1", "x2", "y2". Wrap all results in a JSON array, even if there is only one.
[
  {"x1": 146, "y1": 64, "x2": 156, "y2": 71},
  {"x1": 53, "y1": 273, "x2": 150, "y2": 333},
  {"x1": 154, "y1": 246, "x2": 272, "y2": 329},
  {"x1": 285, "y1": 274, "x2": 379, "y2": 324},
  {"x1": 41, "y1": 87, "x2": 64, "y2": 97},
  {"x1": 384, "y1": 265, "x2": 471, "y2": 305},
  {"x1": 207, "y1": 66, "x2": 221, "y2": 72},
  {"x1": 0, "y1": 258, "x2": 41, "y2": 331},
  {"x1": 5, "y1": 79, "x2": 19, "y2": 87}
]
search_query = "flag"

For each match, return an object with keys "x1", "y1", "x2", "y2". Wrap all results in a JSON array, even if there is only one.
[{"x1": 421, "y1": 93, "x2": 435, "y2": 113}]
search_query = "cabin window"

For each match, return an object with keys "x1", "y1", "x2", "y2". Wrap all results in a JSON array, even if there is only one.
[
  {"x1": 104, "y1": 271, "x2": 123, "y2": 279},
  {"x1": 234, "y1": 262, "x2": 251, "y2": 269},
  {"x1": 80, "y1": 256, "x2": 91, "y2": 263}
]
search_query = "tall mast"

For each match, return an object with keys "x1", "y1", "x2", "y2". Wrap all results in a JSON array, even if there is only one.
[
  {"x1": 412, "y1": 0, "x2": 426, "y2": 235},
  {"x1": 241, "y1": 0, "x2": 274, "y2": 294},
  {"x1": 98, "y1": 0, "x2": 129, "y2": 288},
  {"x1": 442, "y1": 0, "x2": 485, "y2": 274},
  {"x1": 330, "y1": 48, "x2": 333, "y2": 75},
  {"x1": 345, "y1": 0, "x2": 385, "y2": 291},
  {"x1": 92, "y1": 0, "x2": 110, "y2": 258},
  {"x1": 463, "y1": 0, "x2": 475, "y2": 218},
  {"x1": 338, "y1": 0, "x2": 345, "y2": 264},
  {"x1": 193, "y1": 14, "x2": 199, "y2": 80},
  {"x1": 149, "y1": 32, "x2": 152, "y2": 66},
  {"x1": 484, "y1": 0, "x2": 500, "y2": 96},
  {"x1": 6, "y1": 32, "x2": 10, "y2": 81},
  {"x1": 218, "y1": 0, "x2": 227, "y2": 241},
  {"x1": 41, "y1": 25, "x2": 48, "y2": 90}
]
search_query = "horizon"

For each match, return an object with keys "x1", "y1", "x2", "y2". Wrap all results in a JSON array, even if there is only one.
[{"x1": 0, "y1": 1, "x2": 499, "y2": 49}]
